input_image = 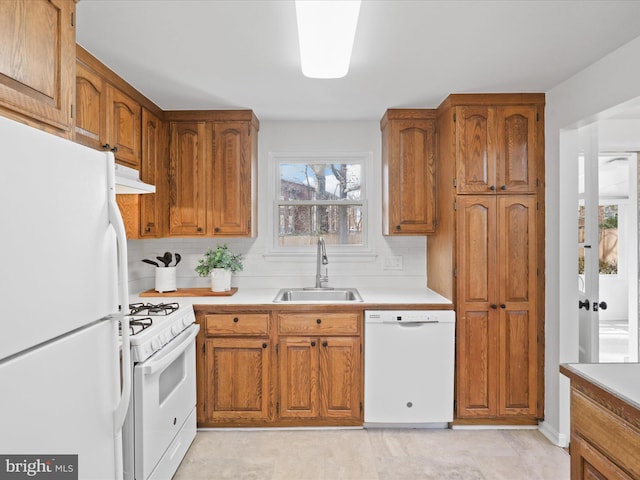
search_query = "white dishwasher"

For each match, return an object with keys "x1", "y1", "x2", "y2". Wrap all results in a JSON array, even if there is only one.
[{"x1": 364, "y1": 310, "x2": 455, "y2": 428}]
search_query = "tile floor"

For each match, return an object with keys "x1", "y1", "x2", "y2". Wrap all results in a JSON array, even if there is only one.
[{"x1": 173, "y1": 427, "x2": 569, "y2": 479}]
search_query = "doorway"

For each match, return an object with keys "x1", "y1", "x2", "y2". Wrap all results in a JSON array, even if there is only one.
[{"x1": 577, "y1": 124, "x2": 639, "y2": 363}]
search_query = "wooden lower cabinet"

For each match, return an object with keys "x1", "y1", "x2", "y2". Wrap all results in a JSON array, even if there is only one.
[
  {"x1": 195, "y1": 307, "x2": 363, "y2": 427},
  {"x1": 278, "y1": 336, "x2": 361, "y2": 423},
  {"x1": 561, "y1": 365, "x2": 640, "y2": 480},
  {"x1": 202, "y1": 337, "x2": 271, "y2": 423}
]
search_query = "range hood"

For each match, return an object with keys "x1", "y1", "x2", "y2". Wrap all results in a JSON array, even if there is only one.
[{"x1": 114, "y1": 163, "x2": 155, "y2": 194}]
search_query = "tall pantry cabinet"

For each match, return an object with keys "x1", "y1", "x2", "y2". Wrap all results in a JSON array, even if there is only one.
[{"x1": 427, "y1": 94, "x2": 545, "y2": 424}]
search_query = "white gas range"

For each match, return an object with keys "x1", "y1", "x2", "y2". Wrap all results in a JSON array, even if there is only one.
[{"x1": 121, "y1": 302, "x2": 199, "y2": 480}]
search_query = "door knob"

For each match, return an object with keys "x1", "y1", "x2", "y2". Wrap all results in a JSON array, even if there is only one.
[
  {"x1": 593, "y1": 301, "x2": 608, "y2": 311},
  {"x1": 578, "y1": 300, "x2": 590, "y2": 310}
]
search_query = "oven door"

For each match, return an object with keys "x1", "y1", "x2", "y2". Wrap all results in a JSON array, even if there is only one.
[{"x1": 133, "y1": 323, "x2": 199, "y2": 480}]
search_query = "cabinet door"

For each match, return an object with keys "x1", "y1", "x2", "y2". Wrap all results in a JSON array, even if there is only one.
[
  {"x1": 278, "y1": 337, "x2": 319, "y2": 419},
  {"x1": 75, "y1": 61, "x2": 106, "y2": 149},
  {"x1": 497, "y1": 196, "x2": 538, "y2": 417},
  {"x1": 169, "y1": 122, "x2": 207, "y2": 235},
  {"x1": 495, "y1": 106, "x2": 537, "y2": 193},
  {"x1": 211, "y1": 121, "x2": 253, "y2": 236},
  {"x1": 203, "y1": 337, "x2": 270, "y2": 422},
  {"x1": 0, "y1": 0, "x2": 74, "y2": 134},
  {"x1": 139, "y1": 108, "x2": 164, "y2": 237},
  {"x1": 106, "y1": 84, "x2": 141, "y2": 168},
  {"x1": 456, "y1": 106, "x2": 496, "y2": 194},
  {"x1": 456, "y1": 196, "x2": 499, "y2": 417},
  {"x1": 319, "y1": 337, "x2": 361, "y2": 420},
  {"x1": 386, "y1": 119, "x2": 436, "y2": 234}
]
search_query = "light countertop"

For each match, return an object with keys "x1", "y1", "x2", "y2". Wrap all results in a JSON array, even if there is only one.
[
  {"x1": 130, "y1": 287, "x2": 453, "y2": 309},
  {"x1": 561, "y1": 362, "x2": 640, "y2": 411}
]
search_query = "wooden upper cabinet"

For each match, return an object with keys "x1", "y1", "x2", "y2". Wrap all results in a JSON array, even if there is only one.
[
  {"x1": 210, "y1": 121, "x2": 256, "y2": 236},
  {"x1": 0, "y1": 0, "x2": 75, "y2": 136},
  {"x1": 169, "y1": 121, "x2": 207, "y2": 236},
  {"x1": 455, "y1": 104, "x2": 538, "y2": 194},
  {"x1": 106, "y1": 84, "x2": 141, "y2": 169},
  {"x1": 381, "y1": 109, "x2": 436, "y2": 235},
  {"x1": 139, "y1": 108, "x2": 166, "y2": 237},
  {"x1": 75, "y1": 60, "x2": 106, "y2": 150},
  {"x1": 166, "y1": 111, "x2": 259, "y2": 238},
  {"x1": 75, "y1": 49, "x2": 143, "y2": 169}
]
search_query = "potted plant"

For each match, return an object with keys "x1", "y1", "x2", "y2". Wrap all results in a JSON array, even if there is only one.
[{"x1": 195, "y1": 245, "x2": 243, "y2": 292}]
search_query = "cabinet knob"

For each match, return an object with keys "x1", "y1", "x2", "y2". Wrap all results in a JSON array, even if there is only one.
[
  {"x1": 233, "y1": 317, "x2": 239, "y2": 323},
  {"x1": 500, "y1": 304, "x2": 506, "y2": 309},
  {"x1": 145, "y1": 227, "x2": 151, "y2": 233},
  {"x1": 395, "y1": 225, "x2": 401, "y2": 231},
  {"x1": 322, "y1": 341, "x2": 328, "y2": 347},
  {"x1": 214, "y1": 227, "x2": 220, "y2": 233},
  {"x1": 102, "y1": 143, "x2": 111, "y2": 150},
  {"x1": 262, "y1": 343, "x2": 267, "y2": 349},
  {"x1": 500, "y1": 185, "x2": 507, "y2": 191},
  {"x1": 491, "y1": 304, "x2": 498, "y2": 309},
  {"x1": 311, "y1": 341, "x2": 316, "y2": 347},
  {"x1": 197, "y1": 227, "x2": 203, "y2": 232},
  {"x1": 316, "y1": 318, "x2": 322, "y2": 324},
  {"x1": 490, "y1": 185, "x2": 496, "y2": 191}
]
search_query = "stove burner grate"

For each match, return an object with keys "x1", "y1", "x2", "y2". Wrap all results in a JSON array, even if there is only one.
[
  {"x1": 120, "y1": 317, "x2": 153, "y2": 336},
  {"x1": 128, "y1": 302, "x2": 180, "y2": 316}
]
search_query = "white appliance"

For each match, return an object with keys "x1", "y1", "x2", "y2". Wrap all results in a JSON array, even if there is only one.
[
  {"x1": 0, "y1": 117, "x2": 132, "y2": 478},
  {"x1": 364, "y1": 310, "x2": 455, "y2": 428},
  {"x1": 121, "y1": 302, "x2": 199, "y2": 480}
]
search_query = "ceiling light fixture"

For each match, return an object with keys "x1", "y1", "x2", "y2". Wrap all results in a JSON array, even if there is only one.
[{"x1": 295, "y1": 0, "x2": 361, "y2": 79}]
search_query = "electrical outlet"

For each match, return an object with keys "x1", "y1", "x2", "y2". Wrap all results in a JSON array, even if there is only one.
[{"x1": 383, "y1": 255, "x2": 403, "y2": 270}]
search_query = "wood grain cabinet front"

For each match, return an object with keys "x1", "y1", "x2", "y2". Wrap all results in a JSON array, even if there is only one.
[
  {"x1": 0, "y1": 0, "x2": 75, "y2": 137},
  {"x1": 381, "y1": 109, "x2": 437, "y2": 235},
  {"x1": 428, "y1": 94, "x2": 545, "y2": 425},
  {"x1": 166, "y1": 112, "x2": 259, "y2": 238},
  {"x1": 196, "y1": 312, "x2": 273, "y2": 426},
  {"x1": 75, "y1": 48, "x2": 142, "y2": 169},
  {"x1": 277, "y1": 311, "x2": 362, "y2": 425}
]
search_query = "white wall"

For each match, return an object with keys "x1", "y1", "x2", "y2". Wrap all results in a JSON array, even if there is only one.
[
  {"x1": 128, "y1": 120, "x2": 428, "y2": 294},
  {"x1": 542, "y1": 35, "x2": 640, "y2": 446}
]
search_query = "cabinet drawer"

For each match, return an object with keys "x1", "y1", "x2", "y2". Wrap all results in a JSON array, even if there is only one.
[
  {"x1": 278, "y1": 313, "x2": 360, "y2": 335},
  {"x1": 204, "y1": 314, "x2": 269, "y2": 336},
  {"x1": 571, "y1": 389, "x2": 640, "y2": 479}
]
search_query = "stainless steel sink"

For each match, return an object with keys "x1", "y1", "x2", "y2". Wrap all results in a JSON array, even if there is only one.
[{"x1": 273, "y1": 288, "x2": 363, "y2": 303}]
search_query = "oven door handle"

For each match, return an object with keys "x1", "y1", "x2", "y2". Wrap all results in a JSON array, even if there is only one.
[{"x1": 141, "y1": 324, "x2": 200, "y2": 376}]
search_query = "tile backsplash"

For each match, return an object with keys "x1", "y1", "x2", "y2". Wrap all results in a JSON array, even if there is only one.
[{"x1": 127, "y1": 236, "x2": 427, "y2": 294}]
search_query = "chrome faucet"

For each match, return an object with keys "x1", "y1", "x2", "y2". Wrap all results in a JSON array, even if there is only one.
[{"x1": 315, "y1": 237, "x2": 330, "y2": 289}]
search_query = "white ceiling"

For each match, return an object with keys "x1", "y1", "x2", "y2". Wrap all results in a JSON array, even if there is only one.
[{"x1": 76, "y1": 0, "x2": 640, "y2": 121}]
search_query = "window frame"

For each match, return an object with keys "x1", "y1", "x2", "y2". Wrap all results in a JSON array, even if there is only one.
[{"x1": 267, "y1": 151, "x2": 374, "y2": 257}]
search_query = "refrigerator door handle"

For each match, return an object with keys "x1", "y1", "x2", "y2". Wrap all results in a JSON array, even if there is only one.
[{"x1": 107, "y1": 152, "x2": 132, "y2": 432}]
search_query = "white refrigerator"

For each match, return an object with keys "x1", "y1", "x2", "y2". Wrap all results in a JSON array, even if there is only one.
[{"x1": 0, "y1": 117, "x2": 132, "y2": 479}]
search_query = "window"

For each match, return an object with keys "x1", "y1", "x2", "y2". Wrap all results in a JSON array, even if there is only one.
[{"x1": 272, "y1": 153, "x2": 369, "y2": 249}]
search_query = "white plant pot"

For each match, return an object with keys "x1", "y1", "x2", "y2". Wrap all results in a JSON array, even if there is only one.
[
  {"x1": 155, "y1": 266, "x2": 177, "y2": 293},
  {"x1": 211, "y1": 268, "x2": 232, "y2": 292}
]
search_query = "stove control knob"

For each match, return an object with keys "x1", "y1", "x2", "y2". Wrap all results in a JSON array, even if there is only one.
[
  {"x1": 151, "y1": 339, "x2": 161, "y2": 351},
  {"x1": 171, "y1": 324, "x2": 181, "y2": 335}
]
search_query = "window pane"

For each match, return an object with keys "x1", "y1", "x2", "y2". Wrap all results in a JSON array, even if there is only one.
[
  {"x1": 278, "y1": 204, "x2": 363, "y2": 246},
  {"x1": 599, "y1": 205, "x2": 618, "y2": 274},
  {"x1": 279, "y1": 163, "x2": 361, "y2": 201}
]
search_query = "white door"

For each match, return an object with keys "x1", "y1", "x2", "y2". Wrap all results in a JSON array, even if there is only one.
[{"x1": 578, "y1": 125, "x2": 638, "y2": 363}]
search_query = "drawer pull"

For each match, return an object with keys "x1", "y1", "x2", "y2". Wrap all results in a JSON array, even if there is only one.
[
  {"x1": 322, "y1": 341, "x2": 328, "y2": 347},
  {"x1": 262, "y1": 343, "x2": 267, "y2": 349},
  {"x1": 233, "y1": 317, "x2": 239, "y2": 323},
  {"x1": 316, "y1": 318, "x2": 322, "y2": 324},
  {"x1": 311, "y1": 341, "x2": 316, "y2": 347}
]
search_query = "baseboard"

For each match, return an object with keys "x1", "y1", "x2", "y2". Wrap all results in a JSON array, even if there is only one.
[{"x1": 538, "y1": 420, "x2": 569, "y2": 447}]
